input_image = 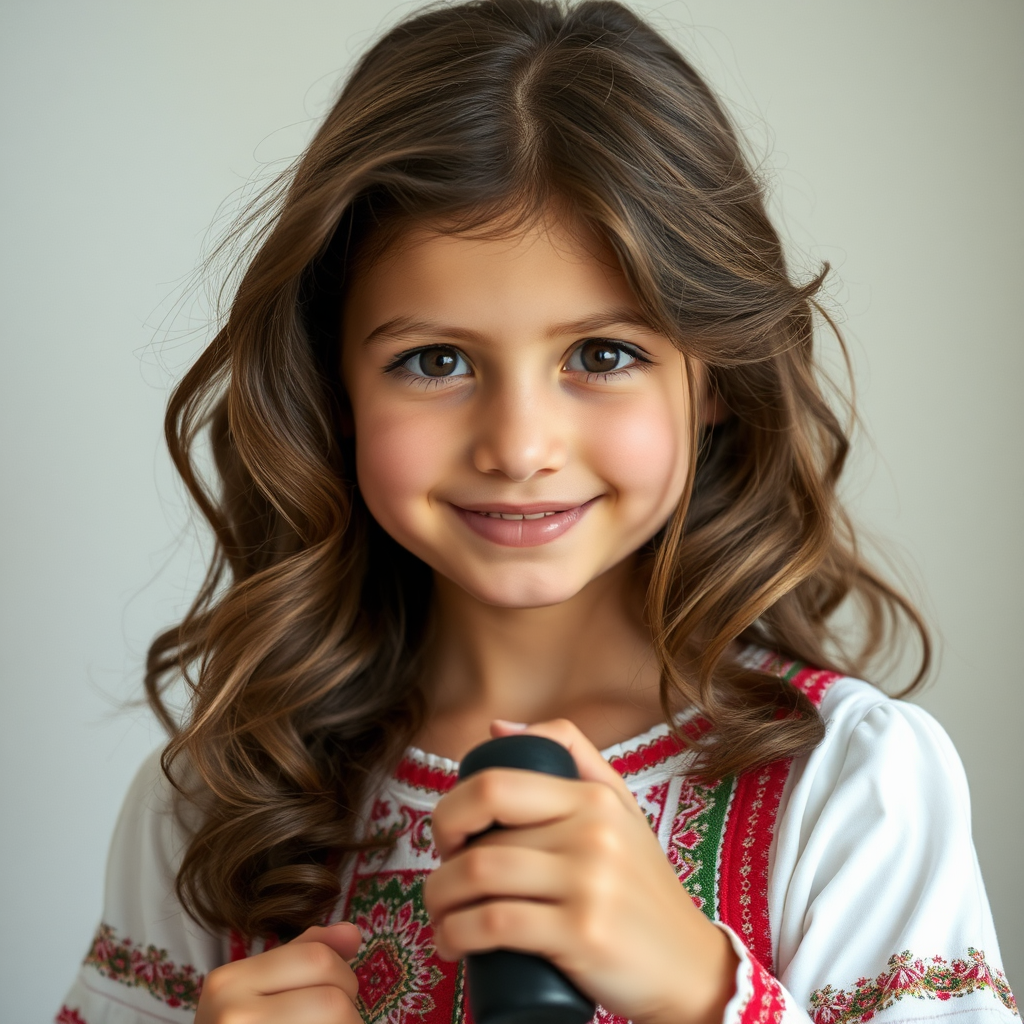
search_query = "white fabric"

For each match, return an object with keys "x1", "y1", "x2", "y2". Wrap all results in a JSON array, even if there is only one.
[
  {"x1": 59, "y1": 748, "x2": 226, "y2": 1023},
  {"x1": 760, "y1": 677, "x2": 1015, "y2": 1024},
  {"x1": 57, "y1": 677, "x2": 1017, "y2": 1024}
]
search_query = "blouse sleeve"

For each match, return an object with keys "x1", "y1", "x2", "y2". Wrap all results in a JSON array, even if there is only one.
[
  {"x1": 719, "y1": 679, "x2": 1017, "y2": 1024},
  {"x1": 56, "y1": 747, "x2": 227, "y2": 1024}
]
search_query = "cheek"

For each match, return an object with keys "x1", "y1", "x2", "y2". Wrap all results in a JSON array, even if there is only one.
[
  {"x1": 586, "y1": 392, "x2": 690, "y2": 510},
  {"x1": 354, "y1": 404, "x2": 448, "y2": 531}
]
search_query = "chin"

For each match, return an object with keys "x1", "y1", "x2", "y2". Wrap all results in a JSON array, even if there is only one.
[{"x1": 453, "y1": 565, "x2": 588, "y2": 609}]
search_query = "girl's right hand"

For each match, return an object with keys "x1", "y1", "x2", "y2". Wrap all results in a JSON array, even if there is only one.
[{"x1": 195, "y1": 922, "x2": 363, "y2": 1024}]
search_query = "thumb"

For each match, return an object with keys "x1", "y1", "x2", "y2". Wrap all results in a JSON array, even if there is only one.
[
  {"x1": 491, "y1": 717, "x2": 636, "y2": 802},
  {"x1": 291, "y1": 922, "x2": 362, "y2": 961}
]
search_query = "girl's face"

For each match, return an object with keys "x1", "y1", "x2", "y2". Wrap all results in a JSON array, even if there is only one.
[{"x1": 341, "y1": 210, "x2": 700, "y2": 609}]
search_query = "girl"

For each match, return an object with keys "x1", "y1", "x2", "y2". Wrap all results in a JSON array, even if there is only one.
[{"x1": 58, "y1": 2, "x2": 1016, "y2": 1024}]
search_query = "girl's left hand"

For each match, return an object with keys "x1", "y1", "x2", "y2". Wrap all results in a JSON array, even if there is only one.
[{"x1": 423, "y1": 719, "x2": 739, "y2": 1024}]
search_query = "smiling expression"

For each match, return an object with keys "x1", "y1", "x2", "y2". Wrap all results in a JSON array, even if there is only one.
[{"x1": 341, "y1": 211, "x2": 699, "y2": 609}]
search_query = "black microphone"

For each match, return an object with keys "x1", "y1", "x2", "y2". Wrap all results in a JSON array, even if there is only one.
[{"x1": 457, "y1": 734, "x2": 597, "y2": 1024}]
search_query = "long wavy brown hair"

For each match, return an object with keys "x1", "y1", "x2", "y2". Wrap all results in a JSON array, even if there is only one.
[{"x1": 148, "y1": 0, "x2": 929, "y2": 940}]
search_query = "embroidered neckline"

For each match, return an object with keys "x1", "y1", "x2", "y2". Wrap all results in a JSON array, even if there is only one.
[
  {"x1": 392, "y1": 649, "x2": 841, "y2": 797},
  {"x1": 395, "y1": 709, "x2": 707, "y2": 795}
]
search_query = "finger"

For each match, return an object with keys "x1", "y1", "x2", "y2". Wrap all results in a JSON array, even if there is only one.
[
  {"x1": 292, "y1": 922, "x2": 363, "y2": 962},
  {"x1": 424, "y1": 844, "x2": 563, "y2": 920},
  {"x1": 432, "y1": 898, "x2": 572, "y2": 964},
  {"x1": 255, "y1": 984, "x2": 364, "y2": 1024},
  {"x1": 467, "y1": 813, "x2": 578, "y2": 852},
  {"x1": 489, "y1": 719, "x2": 529, "y2": 734},
  {"x1": 212, "y1": 937, "x2": 360, "y2": 1000},
  {"x1": 496, "y1": 718, "x2": 636, "y2": 797},
  {"x1": 432, "y1": 769, "x2": 581, "y2": 859}
]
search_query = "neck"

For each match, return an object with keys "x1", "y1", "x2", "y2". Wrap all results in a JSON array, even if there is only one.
[{"x1": 415, "y1": 557, "x2": 667, "y2": 759}]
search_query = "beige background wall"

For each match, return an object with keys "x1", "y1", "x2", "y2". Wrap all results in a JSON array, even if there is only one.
[{"x1": 1, "y1": 0, "x2": 1021, "y2": 1016}]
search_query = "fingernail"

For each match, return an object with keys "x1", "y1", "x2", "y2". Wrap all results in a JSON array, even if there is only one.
[{"x1": 493, "y1": 719, "x2": 529, "y2": 730}]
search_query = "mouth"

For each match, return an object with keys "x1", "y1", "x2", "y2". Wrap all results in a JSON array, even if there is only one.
[
  {"x1": 465, "y1": 504, "x2": 574, "y2": 520},
  {"x1": 450, "y1": 498, "x2": 600, "y2": 547}
]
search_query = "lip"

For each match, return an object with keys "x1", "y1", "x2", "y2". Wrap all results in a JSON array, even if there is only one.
[
  {"x1": 457, "y1": 501, "x2": 588, "y2": 515},
  {"x1": 451, "y1": 497, "x2": 600, "y2": 547}
]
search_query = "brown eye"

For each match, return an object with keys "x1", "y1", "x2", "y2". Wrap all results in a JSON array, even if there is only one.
[
  {"x1": 567, "y1": 339, "x2": 637, "y2": 374},
  {"x1": 402, "y1": 346, "x2": 469, "y2": 378}
]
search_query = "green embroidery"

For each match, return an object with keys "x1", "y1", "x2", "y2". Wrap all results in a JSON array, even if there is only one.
[{"x1": 683, "y1": 775, "x2": 735, "y2": 918}]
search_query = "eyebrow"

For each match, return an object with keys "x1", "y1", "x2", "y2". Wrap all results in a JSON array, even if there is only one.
[{"x1": 361, "y1": 306, "x2": 660, "y2": 346}]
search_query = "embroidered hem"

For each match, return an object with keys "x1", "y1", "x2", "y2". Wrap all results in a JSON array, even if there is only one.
[
  {"x1": 84, "y1": 923, "x2": 204, "y2": 1011},
  {"x1": 809, "y1": 949, "x2": 1019, "y2": 1024}
]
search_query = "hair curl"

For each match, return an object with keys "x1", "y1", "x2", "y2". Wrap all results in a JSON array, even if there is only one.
[{"x1": 147, "y1": 0, "x2": 929, "y2": 940}]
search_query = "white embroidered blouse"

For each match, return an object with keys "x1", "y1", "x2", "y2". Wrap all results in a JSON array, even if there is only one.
[{"x1": 57, "y1": 661, "x2": 1018, "y2": 1024}]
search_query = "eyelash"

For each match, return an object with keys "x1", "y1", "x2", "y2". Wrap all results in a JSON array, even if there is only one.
[
  {"x1": 383, "y1": 339, "x2": 653, "y2": 387},
  {"x1": 383, "y1": 351, "x2": 468, "y2": 389}
]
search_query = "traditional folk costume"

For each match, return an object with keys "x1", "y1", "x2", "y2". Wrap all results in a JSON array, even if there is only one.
[{"x1": 58, "y1": 655, "x2": 1018, "y2": 1024}]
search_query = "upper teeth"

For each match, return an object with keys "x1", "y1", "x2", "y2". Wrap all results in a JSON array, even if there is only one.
[{"x1": 479, "y1": 511, "x2": 560, "y2": 520}]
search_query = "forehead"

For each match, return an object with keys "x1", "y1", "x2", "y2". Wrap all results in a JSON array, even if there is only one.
[{"x1": 343, "y1": 210, "x2": 645, "y2": 343}]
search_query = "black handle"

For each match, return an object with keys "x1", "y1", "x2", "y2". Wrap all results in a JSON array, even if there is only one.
[{"x1": 456, "y1": 734, "x2": 596, "y2": 1024}]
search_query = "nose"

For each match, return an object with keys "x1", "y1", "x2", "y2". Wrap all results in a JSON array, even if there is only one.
[{"x1": 471, "y1": 377, "x2": 568, "y2": 481}]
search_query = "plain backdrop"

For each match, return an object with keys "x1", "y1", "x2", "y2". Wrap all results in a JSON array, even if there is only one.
[{"x1": 1, "y1": 0, "x2": 1021, "y2": 1017}]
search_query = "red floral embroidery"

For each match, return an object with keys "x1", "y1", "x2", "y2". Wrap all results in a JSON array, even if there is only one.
[
  {"x1": 809, "y1": 949, "x2": 1018, "y2": 1024},
  {"x1": 607, "y1": 732, "x2": 685, "y2": 776},
  {"x1": 742, "y1": 955, "x2": 786, "y2": 1024},
  {"x1": 371, "y1": 798, "x2": 435, "y2": 852},
  {"x1": 346, "y1": 872, "x2": 450, "y2": 1024},
  {"x1": 355, "y1": 897, "x2": 443, "y2": 1021},
  {"x1": 718, "y1": 662, "x2": 841, "y2": 970},
  {"x1": 55, "y1": 1008, "x2": 88, "y2": 1024},
  {"x1": 84, "y1": 922, "x2": 204, "y2": 1011},
  {"x1": 641, "y1": 779, "x2": 671, "y2": 833},
  {"x1": 397, "y1": 711, "x2": 714, "y2": 795},
  {"x1": 717, "y1": 758, "x2": 791, "y2": 969},
  {"x1": 394, "y1": 757, "x2": 457, "y2": 795}
]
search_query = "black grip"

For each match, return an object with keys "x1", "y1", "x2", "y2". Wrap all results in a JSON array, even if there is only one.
[
  {"x1": 458, "y1": 734, "x2": 579, "y2": 781},
  {"x1": 456, "y1": 734, "x2": 596, "y2": 1024}
]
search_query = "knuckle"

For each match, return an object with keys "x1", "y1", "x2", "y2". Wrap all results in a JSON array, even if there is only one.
[
  {"x1": 573, "y1": 902, "x2": 610, "y2": 955},
  {"x1": 480, "y1": 900, "x2": 513, "y2": 938},
  {"x1": 298, "y1": 940, "x2": 338, "y2": 974},
  {"x1": 595, "y1": 825, "x2": 624, "y2": 859},
  {"x1": 584, "y1": 781, "x2": 620, "y2": 815},
  {"x1": 202, "y1": 964, "x2": 231, "y2": 996},
  {"x1": 475, "y1": 770, "x2": 506, "y2": 805},
  {"x1": 463, "y1": 846, "x2": 493, "y2": 885},
  {"x1": 579, "y1": 816, "x2": 621, "y2": 858}
]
